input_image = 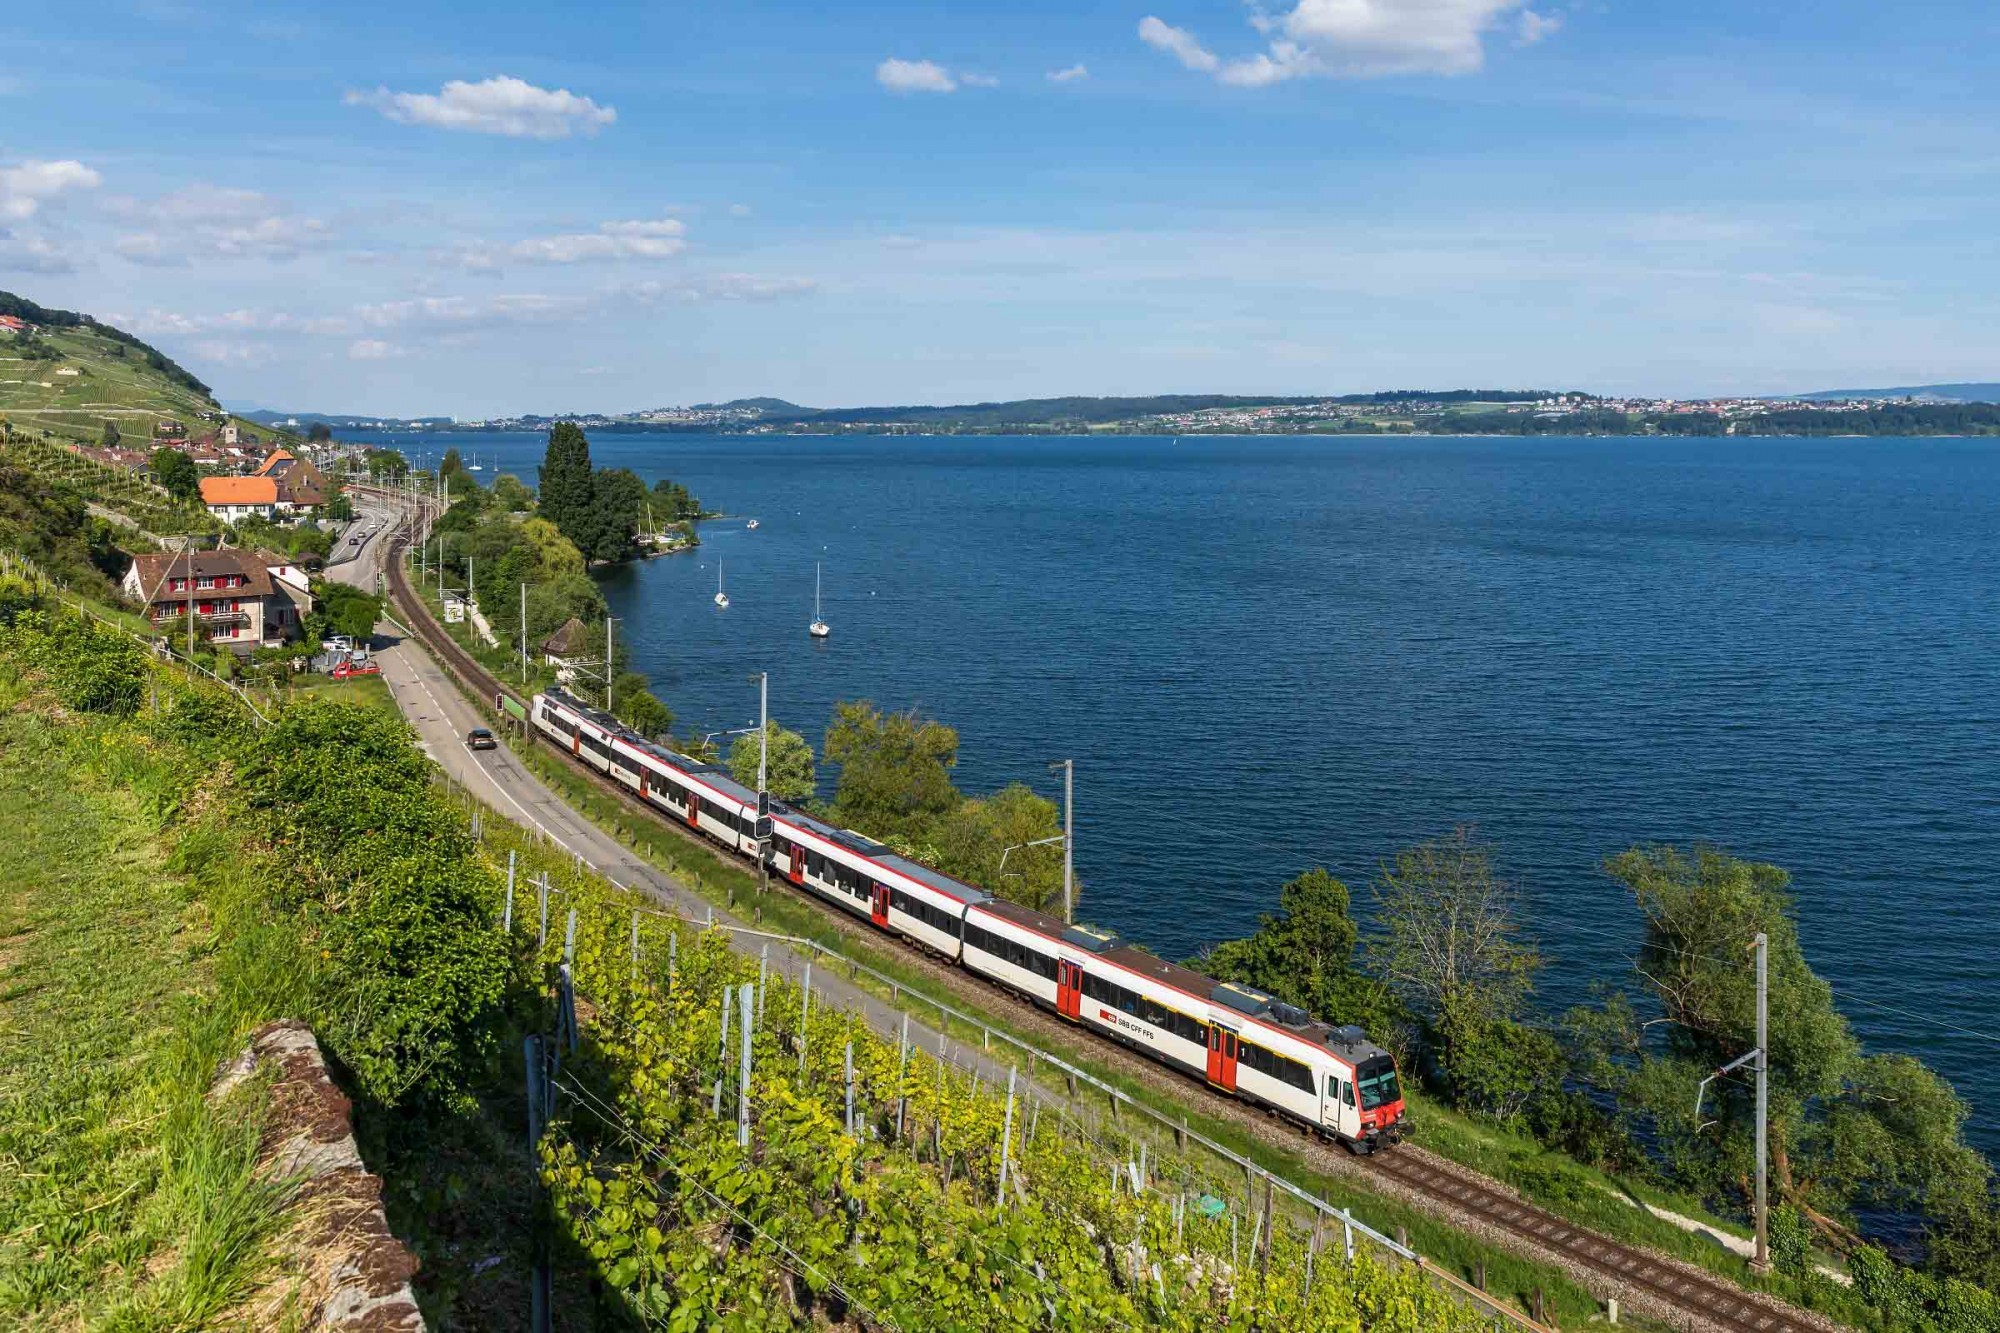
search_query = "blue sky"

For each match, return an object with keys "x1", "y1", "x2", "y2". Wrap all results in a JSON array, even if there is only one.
[{"x1": 3, "y1": 0, "x2": 1997, "y2": 414}]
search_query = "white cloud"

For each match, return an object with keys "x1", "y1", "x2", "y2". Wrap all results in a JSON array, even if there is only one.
[
  {"x1": 960, "y1": 72, "x2": 1001, "y2": 88},
  {"x1": 112, "y1": 186, "x2": 329, "y2": 265},
  {"x1": 729, "y1": 203, "x2": 754, "y2": 218},
  {"x1": 627, "y1": 273, "x2": 817, "y2": 303},
  {"x1": 0, "y1": 159, "x2": 102, "y2": 221},
  {"x1": 453, "y1": 218, "x2": 689, "y2": 270},
  {"x1": 1516, "y1": 9, "x2": 1560, "y2": 44},
  {"x1": 1047, "y1": 64, "x2": 1089, "y2": 83},
  {"x1": 0, "y1": 230, "x2": 77, "y2": 273},
  {"x1": 123, "y1": 307, "x2": 354, "y2": 337},
  {"x1": 876, "y1": 58, "x2": 958, "y2": 94},
  {"x1": 347, "y1": 339, "x2": 400, "y2": 360},
  {"x1": 345, "y1": 75, "x2": 616, "y2": 139},
  {"x1": 1142, "y1": 1, "x2": 1539, "y2": 84},
  {"x1": 1138, "y1": 17, "x2": 1219, "y2": 73}
]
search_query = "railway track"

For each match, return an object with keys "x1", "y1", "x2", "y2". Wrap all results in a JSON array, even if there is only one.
[{"x1": 377, "y1": 505, "x2": 1839, "y2": 1333}]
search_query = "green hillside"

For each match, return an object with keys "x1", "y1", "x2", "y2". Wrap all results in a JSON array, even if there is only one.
[{"x1": 0, "y1": 291, "x2": 220, "y2": 446}]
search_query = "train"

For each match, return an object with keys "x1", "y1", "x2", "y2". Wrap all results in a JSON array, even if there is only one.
[{"x1": 530, "y1": 686, "x2": 1407, "y2": 1151}]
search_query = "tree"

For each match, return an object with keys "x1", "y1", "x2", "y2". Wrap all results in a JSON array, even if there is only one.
[
  {"x1": 822, "y1": 700, "x2": 960, "y2": 842},
  {"x1": 100, "y1": 419, "x2": 120, "y2": 449},
  {"x1": 613, "y1": 674, "x2": 674, "y2": 739},
  {"x1": 1373, "y1": 829, "x2": 1543, "y2": 1115},
  {"x1": 439, "y1": 447, "x2": 466, "y2": 482},
  {"x1": 306, "y1": 422, "x2": 333, "y2": 443},
  {"x1": 313, "y1": 582, "x2": 382, "y2": 642},
  {"x1": 149, "y1": 446, "x2": 200, "y2": 502},
  {"x1": 538, "y1": 423, "x2": 596, "y2": 555},
  {"x1": 651, "y1": 476, "x2": 702, "y2": 521},
  {"x1": 586, "y1": 467, "x2": 647, "y2": 563},
  {"x1": 1197, "y1": 868, "x2": 1397, "y2": 1039},
  {"x1": 365, "y1": 447, "x2": 409, "y2": 480},
  {"x1": 491, "y1": 472, "x2": 535, "y2": 512},
  {"x1": 1595, "y1": 846, "x2": 2000, "y2": 1264},
  {"x1": 326, "y1": 491, "x2": 355, "y2": 522},
  {"x1": 929, "y1": 783, "x2": 1071, "y2": 915},
  {"x1": 728, "y1": 722, "x2": 817, "y2": 804}
]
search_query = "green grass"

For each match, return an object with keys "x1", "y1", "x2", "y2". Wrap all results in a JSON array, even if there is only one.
[
  {"x1": 284, "y1": 669, "x2": 396, "y2": 713},
  {"x1": 0, "y1": 325, "x2": 216, "y2": 434},
  {"x1": 0, "y1": 693, "x2": 290, "y2": 1330}
]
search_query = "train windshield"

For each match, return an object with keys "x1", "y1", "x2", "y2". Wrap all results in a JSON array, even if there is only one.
[{"x1": 1356, "y1": 1057, "x2": 1401, "y2": 1110}]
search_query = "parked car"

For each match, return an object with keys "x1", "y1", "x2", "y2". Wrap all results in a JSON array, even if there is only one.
[{"x1": 466, "y1": 727, "x2": 497, "y2": 751}]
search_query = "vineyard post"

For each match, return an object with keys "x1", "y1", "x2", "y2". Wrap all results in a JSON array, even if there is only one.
[
  {"x1": 997, "y1": 1066, "x2": 1018, "y2": 1208},
  {"x1": 629, "y1": 910, "x2": 639, "y2": 983},
  {"x1": 757, "y1": 945, "x2": 769, "y2": 1023},
  {"x1": 714, "y1": 986, "x2": 732, "y2": 1118},
  {"x1": 563, "y1": 908, "x2": 576, "y2": 968},
  {"x1": 1231, "y1": 1214, "x2": 1239, "y2": 1271},
  {"x1": 1259, "y1": 1174, "x2": 1274, "y2": 1276},
  {"x1": 1343, "y1": 1211, "x2": 1354, "y2": 1263},
  {"x1": 537, "y1": 874, "x2": 549, "y2": 950},
  {"x1": 799, "y1": 964, "x2": 811, "y2": 1075},
  {"x1": 737, "y1": 982, "x2": 754, "y2": 1148},
  {"x1": 667, "y1": 929, "x2": 677, "y2": 990},
  {"x1": 504, "y1": 852, "x2": 516, "y2": 933},
  {"x1": 895, "y1": 1015, "x2": 910, "y2": 1139},
  {"x1": 843, "y1": 1040, "x2": 856, "y2": 1137}
]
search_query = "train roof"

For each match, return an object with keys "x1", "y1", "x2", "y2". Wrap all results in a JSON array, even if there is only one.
[
  {"x1": 878, "y1": 852, "x2": 990, "y2": 904},
  {"x1": 1103, "y1": 944, "x2": 1216, "y2": 996}
]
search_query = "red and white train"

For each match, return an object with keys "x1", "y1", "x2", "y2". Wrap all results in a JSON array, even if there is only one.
[{"x1": 532, "y1": 687, "x2": 1407, "y2": 1151}]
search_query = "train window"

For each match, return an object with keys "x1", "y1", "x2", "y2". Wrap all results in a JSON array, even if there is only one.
[
  {"x1": 1082, "y1": 973, "x2": 1110, "y2": 1003},
  {"x1": 1341, "y1": 1079, "x2": 1354, "y2": 1107},
  {"x1": 964, "y1": 924, "x2": 989, "y2": 954}
]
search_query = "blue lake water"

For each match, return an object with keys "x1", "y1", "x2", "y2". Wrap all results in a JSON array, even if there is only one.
[{"x1": 360, "y1": 431, "x2": 2000, "y2": 1146}]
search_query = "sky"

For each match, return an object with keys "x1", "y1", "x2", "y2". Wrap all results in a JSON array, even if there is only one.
[{"x1": 3, "y1": 0, "x2": 1998, "y2": 416}]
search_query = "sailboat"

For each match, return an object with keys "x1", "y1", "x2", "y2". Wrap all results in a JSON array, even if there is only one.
[
  {"x1": 467, "y1": 451, "x2": 484, "y2": 472},
  {"x1": 714, "y1": 561, "x2": 730, "y2": 609},
  {"x1": 809, "y1": 563, "x2": 830, "y2": 639}
]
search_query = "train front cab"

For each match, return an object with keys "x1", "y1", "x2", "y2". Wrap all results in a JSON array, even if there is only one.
[{"x1": 1350, "y1": 1051, "x2": 1406, "y2": 1153}]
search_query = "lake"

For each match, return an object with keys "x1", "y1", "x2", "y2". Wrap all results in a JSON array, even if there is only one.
[{"x1": 356, "y1": 430, "x2": 2000, "y2": 1146}]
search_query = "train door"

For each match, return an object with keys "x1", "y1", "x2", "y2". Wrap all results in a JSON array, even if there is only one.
[
  {"x1": 870, "y1": 883, "x2": 892, "y2": 928},
  {"x1": 570, "y1": 729, "x2": 581, "y2": 758},
  {"x1": 686, "y1": 791, "x2": 701, "y2": 830},
  {"x1": 1206, "y1": 1026, "x2": 1239, "y2": 1091},
  {"x1": 1057, "y1": 960, "x2": 1083, "y2": 1020},
  {"x1": 788, "y1": 843, "x2": 805, "y2": 885}
]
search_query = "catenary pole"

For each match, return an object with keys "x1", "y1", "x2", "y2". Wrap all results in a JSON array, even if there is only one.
[
  {"x1": 605, "y1": 615, "x2": 615, "y2": 712},
  {"x1": 756, "y1": 671, "x2": 769, "y2": 895},
  {"x1": 1062, "y1": 759, "x2": 1074, "y2": 925},
  {"x1": 1752, "y1": 930, "x2": 1771, "y2": 1274},
  {"x1": 520, "y1": 581, "x2": 528, "y2": 683}
]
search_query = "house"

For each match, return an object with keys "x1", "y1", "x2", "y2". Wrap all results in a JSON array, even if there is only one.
[
  {"x1": 256, "y1": 449, "x2": 328, "y2": 517},
  {"x1": 200, "y1": 475, "x2": 280, "y2": 523},
  {"x1": 0, "y1": 315, "x2": 27, "y2": 336},
  {"x1": 121, "y1": 548, "x2": 315, "y2": 651},
  {"x1": 541, "y1": 616, "x2": 594, "y2": 684}
]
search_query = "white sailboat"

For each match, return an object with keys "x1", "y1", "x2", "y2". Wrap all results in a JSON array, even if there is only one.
[
  {"x1": 467, "y1": 450, "x2": 484, "y2": 472},
  {"x1": 809, "y1": 563, "x2": 830, "y2": 639},
  {"x1": 714, "y1": 561, "x2": 730, "y2": 608}
]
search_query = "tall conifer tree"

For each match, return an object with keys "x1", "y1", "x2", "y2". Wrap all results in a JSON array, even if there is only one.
[{"x1": 538, "y1": 423, "x2": 596, "y2": 554}]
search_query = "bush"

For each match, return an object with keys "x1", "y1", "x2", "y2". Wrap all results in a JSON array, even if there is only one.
[
  {"x1": 1770, "y1": 1204, "x2": 1813, "y2": 1278},
  {"x1": 0, "y1": 606, "x2": 146, "y2": 716}
]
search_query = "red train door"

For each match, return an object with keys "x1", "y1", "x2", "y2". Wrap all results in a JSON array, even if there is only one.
[
  {"x1": 1057, "y1": 960, "x2": 1083, "y2": 1020},
  {"x1": 870, "y1": 883, "x2": 891, "y2": 928},
  {"x1": 1207, "y1": 1027, "x2": 1239, "y2": 1091},
  {"x1": 685, "y1": 791, "x2": 700, "y2": 829},
  {"x1": 570, "y1": 730, "x2": 581, "y2": 758},
  {"x1": 788, "y1": 844, "x2": 805, "y2": 885}
]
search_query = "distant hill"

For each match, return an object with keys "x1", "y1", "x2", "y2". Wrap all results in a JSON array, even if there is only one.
[
  {"x1": 1796, "y1": 382, "x2": 2000, "y2": 403},
  {"x1": 0, "y1": 290, "x2": 223, "y2": 445},
  {"x1": 690, "y1": 397, "x2": 810, "y2": 414},
  {"x1": 765, "y1": 390, "x2": 1555, "y2": 430},
  {"x1": 235, "y1": 409, "x2": 457, "y2": 429}
]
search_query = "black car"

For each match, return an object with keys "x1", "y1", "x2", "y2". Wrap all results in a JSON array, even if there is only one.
[{"x1": 466, "y1": 728, "x2": 497, "y2": 751}]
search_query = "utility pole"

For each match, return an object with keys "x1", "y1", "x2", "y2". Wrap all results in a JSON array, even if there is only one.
[
  {"x1": 755, "y1": 670, "x2": 769, "y2": 894},
  {"x1": 605, "y1": 616, "x2": 616, "y2": 712},
  {"x1": 1752, "y1": 930, "x2": 1771, "y2": 1274},
  {"x1": 520, "y1": 581, "x2": 529, "y2": 683}
]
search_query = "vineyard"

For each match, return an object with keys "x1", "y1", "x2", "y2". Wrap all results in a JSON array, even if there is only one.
[{"x1": 491, "y1": 824, "x2": 1493, "y2": 1332}]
